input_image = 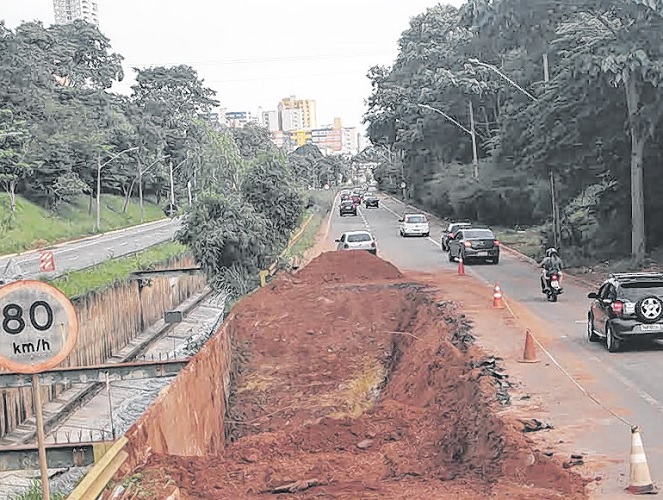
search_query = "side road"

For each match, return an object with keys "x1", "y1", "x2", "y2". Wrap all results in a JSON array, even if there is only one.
[{"x1": 0, "y1": 218, "x2": 181, "y2": 280}]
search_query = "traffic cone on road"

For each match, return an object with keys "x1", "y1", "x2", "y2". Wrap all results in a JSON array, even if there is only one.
[
  {"x1": 457, "y1": 256, "x2": 465, "y2": 276},
  {"x1": 493, "y1": 283, "x2": 504, "y2": 309},
  {"x1": 518, "y1": 330, "x2": 540, "y2": 364},
  {"x1": 626, "y1": 426, "x2": 657, "y2": 495}
]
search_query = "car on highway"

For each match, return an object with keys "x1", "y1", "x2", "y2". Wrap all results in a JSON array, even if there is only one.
[
  {"x1": 399, "y1": 213, "x2": 430, "y2": 237},
  {"x1": 587, "y1": 272, "x2": 663, "y2": 352},
  {"x1": 441, "y1": 221, "x2": 472, "y2": 251},
  {"x1": 448, "y1": 228, "x2": 500, "y2": 264},
  {"x1": 339, "y1": 199, "x2": 358, "y2": 216},
  {"x1": 364, "y1": 194, "x2": 379, "y2": 208},
  {"x1": 351, "y1": 193, "x2": 362, "y2": 205},
  {"x1": 335, "y1": 230, "x2": 377, "y2": 254}
]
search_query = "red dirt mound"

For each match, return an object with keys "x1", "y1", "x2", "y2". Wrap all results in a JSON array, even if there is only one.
[
  {"x1": 109, "y1": 260, "x2": 589, "y2": 499},
  {"x1": 295, "y1": 250, "x2": 403, "y2": 285}
]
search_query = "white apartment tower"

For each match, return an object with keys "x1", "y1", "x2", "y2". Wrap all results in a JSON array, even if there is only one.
[{"x1": 53, "y1": 0, "x2": 99, "y2": 26}]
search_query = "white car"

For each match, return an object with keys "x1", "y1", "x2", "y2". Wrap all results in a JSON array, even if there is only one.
[
  {"x1": 399, "y1": 213, "x2": 430, "y2": 237},
  {"x1": 335, "y1": 230, "x2": 377, "y2": 255}
]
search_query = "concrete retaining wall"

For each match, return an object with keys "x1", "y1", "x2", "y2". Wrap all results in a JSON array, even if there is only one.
[
  {"x1": 0, "y1": 255, "x2": 207, "y2": 439},
  {"x1": 121, "y1": 314, "x2": 235, "y2": 472}
]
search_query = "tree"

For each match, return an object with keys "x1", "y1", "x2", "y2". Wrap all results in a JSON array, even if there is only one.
[
  {"x1": 0, "y1": 110, "x2": 35, "y2": 214},
  {"x1": 552, "y1": 1, "x2": 663, "y2": 264}
]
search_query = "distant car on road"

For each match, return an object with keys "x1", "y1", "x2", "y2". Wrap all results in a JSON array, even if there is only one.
[
  {"x1": 448, "y1": 228, "x2": 500, "y2": 264},
  {"x1": 587, "y1": 272, "x2": 663, "y2": 352},
  {"x1": 339, "y1": 199, "x2": 357, "y2": 216},
  {"x1": 441, "y1": 221, "x2": 472, "y2": 251},
  {"x1": 351, "y1": 193, "x2": 362, "y2": 205},
  {"x1": 336, "y1": 230, "x2": 377, "y2": 255},
  {"x1": 364, "y1": 194, "x2": 379, "y2": 208},
  {"x1": 399, "y1": 213, "x2": 430, "y2": 237}
]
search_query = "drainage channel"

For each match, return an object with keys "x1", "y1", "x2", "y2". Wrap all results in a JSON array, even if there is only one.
[{"x1": 0, "y1": 291, "x2": 227, "y2": 499}]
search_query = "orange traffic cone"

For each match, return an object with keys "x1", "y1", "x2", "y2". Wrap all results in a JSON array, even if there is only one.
[
  {"x1": 493, "y1": 283, "x2": 504, "y2": 309},
  {"x1": 457, "y1": 256, "x2": 465, "y2": 276},
  {"x1": 626, "y1": 426, "x2": 657, "y2": 495},
  {"x1": 518, "y1": 330, "x2": 540, "y2": 363}
]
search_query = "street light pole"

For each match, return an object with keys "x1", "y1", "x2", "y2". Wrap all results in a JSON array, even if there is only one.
[
  {"x1": 469, "y1": 101, "x2": 479, "y2": 179},
  {"x1": 96, "y1": 147, "x2": 138, "y2": 232},
  {"x1": 468, "y1": 58, "x2": 539, "y2": 102},
  {"x1": 468, "y1": 57, "x2": 563, "y2": 248},
  {"x1": 417, "y1": 103, "x2": 479, "y2": 178}
]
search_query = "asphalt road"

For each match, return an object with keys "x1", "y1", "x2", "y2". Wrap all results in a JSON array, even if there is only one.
[
  {"x1": 0, "y1": 218, "x2": 182, "y2": 280},
  {"x1": 328, "y1": 195, "x2": 663, "y2": 493}
]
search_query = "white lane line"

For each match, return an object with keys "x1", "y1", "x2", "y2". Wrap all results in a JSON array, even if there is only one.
[
  {"x1": 382, "y1": 193, "x2": 663, "y2": 419},
  {"x1": 381, "y1": 202, "x2": 441, "y2": 250}
]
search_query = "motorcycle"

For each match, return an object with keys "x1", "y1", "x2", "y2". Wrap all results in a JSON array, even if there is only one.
[{"x1": 544, "y1": 272, "x2": 562, "y2": 302}]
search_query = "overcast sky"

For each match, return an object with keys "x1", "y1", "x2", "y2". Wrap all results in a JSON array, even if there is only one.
[{"x1": 3, "y1": 0, "x2": 463, "y2": 130}]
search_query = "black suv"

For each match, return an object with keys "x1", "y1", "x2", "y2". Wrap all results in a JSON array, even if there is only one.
[
  {"x1": 339, "y1": 200, "x2": 357, "y2": 216},
  {"x1": 587, "y1": 272, "x2": 663, "y2": 352}
]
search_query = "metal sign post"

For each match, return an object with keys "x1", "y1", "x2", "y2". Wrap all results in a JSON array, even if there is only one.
[{"x1": 0, "y1": 280, "x2": 79, "y2": 500}]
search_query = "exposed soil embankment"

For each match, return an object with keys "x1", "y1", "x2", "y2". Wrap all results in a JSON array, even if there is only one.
[{"x1": 112, "y1": 251, "x2": 588, "y2": 499}]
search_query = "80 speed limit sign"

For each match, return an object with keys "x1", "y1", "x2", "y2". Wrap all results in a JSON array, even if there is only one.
[{"x1": 0, "y1": 280, "x2": 79, "y2": 374}]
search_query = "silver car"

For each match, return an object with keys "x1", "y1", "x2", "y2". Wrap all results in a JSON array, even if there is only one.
[
  {"x1": 335, "y1": 230, "x2": 377, "y2": 254},
  {"x1": 399, "y1": 213, "x2": 430, "y2": 237}
]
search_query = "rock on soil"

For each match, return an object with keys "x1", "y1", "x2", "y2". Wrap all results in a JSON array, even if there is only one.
[{"x1": 110, "y1": 251, "x2": 589, "y2": 499}]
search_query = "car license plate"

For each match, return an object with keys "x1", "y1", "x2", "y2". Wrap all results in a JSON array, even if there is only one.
[
  {"x1": 477, "y1": 251, "x2": 488, "y2": 256},
  {"x1": 640, "y1": 324, "x2": 662, "y2": 332}
]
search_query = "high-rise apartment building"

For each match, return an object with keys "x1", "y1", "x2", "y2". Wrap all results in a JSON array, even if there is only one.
[
  {"x1": 278, "y1": 95, "x2": 317, "y2": 129},
  {"x1": 53, "y1": 0, "x2": 99, "y2": 26}
]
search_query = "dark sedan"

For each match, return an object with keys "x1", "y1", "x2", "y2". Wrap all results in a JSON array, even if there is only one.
[
  {"x1": 364, "y1": 195, "x2": 379, "y2": 208},
  {"x1": 448, "y1": 228, "x2": 500, "y2": 264},
  {"x1": 339, "y1": 200, "x2": 357, "y2": 216}
]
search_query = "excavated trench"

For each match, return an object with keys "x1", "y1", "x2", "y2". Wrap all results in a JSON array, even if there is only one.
[{"x1": 109, "y1": 251, "x2": 589, "y2": 499}]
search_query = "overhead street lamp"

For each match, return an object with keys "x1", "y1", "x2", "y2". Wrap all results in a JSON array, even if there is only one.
[
  {"x1": 96, "y1": 147, "x2": 139, "y2": 231},
  {"x1": 467, "y1": 58, "x2": 539, "y2": 102},
  {"x1": 137, "y1": 154, "x2": 170, "y2": 222},
  {"x1": 467, "y1": 57, "x2": 561, "y2": 249},
  {"x1": 417, "y1": 103, "x2": 479, "y2": 179}
]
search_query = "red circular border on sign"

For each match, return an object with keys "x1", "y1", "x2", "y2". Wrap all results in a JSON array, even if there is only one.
[{"x1": 0, "y1": 280, "x2": 79, "y2": 374}]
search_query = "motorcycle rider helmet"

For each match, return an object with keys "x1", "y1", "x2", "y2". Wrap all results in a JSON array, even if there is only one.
[{"x1": 549, "y1": 247, "x2": 558, "y2": 256}]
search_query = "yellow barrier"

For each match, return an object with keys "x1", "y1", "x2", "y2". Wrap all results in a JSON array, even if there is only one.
[{"x1": 67, "y1": 437, "x2": 129, "y2": 500}]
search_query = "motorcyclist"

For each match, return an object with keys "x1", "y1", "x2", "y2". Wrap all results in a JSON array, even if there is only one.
[{"x1": 540, "y1": 247, "x2": 563, "y2": 293}]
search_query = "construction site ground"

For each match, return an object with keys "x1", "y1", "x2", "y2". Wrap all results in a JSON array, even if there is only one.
[{"x1": 120, "y1": 250, "x2": 593, "y2": 499}]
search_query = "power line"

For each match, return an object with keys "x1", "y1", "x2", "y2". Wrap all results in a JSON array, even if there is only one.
[
  {"x1": 125, "y1": 52, "x2": 395, "y2": 68},
  {"x1": 204, "y1": 69, "x2": 367, "y2": 84}
]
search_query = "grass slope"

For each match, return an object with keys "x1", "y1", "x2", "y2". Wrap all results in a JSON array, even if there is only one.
[
  {"x1": 0, "y1": 194, "x2": 166, "y2": 255},
  {"x1": 47, "y1": 242, "x2": 188, "y2": 298}
]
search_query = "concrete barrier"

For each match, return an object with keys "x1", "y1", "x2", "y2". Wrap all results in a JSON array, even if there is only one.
[{"x1": 119, "y1": 316, "x2": 235, "y2": 473}]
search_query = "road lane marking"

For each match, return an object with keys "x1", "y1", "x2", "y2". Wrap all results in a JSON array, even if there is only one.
[{"x1": 380, "y1": 202, "x2": 442, "y2": 250}]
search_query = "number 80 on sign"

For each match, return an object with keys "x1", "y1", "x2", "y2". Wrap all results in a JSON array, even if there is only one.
[{"x1": 0, "y1": 280, "x2": 79, "y2": 374}]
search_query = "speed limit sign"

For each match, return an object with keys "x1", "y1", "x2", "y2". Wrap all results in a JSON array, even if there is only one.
[{"x1": 0, "y1": 280, "x2": 78, "y2": 374}]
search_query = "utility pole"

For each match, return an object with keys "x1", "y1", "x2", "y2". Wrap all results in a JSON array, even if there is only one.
[
  {"x1": 96, "y1": 155, "x2": 102, "y2": 232},
  {"x1": 169, "y1": 160, "x2": 175, "y2": 206},
  {"x1": 95, "y1": 147, "x2": 138, "y2": 231},
  {"x1": 469, "y1": 101, "x2": 479, "y2": 179},
  {"x1": 543, "y1": 53, "x2": 550, "y2": 83}
]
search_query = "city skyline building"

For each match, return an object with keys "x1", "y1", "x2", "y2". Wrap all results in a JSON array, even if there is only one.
[{"x1": 53, "y1": 0, "x2": 99, "y2": 25}]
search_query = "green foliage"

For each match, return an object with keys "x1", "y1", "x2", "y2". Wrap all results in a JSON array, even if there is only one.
[
  {"x1": 364, "y1": 0, "x2": 663, "y2": 262},
  {"x1": 241, "y1": 156, "x2": 304, "y2": 247},
  {"x1": 9, "y1": 480, "x2": 67, "y2": 500},
  {"x1": 48, "y1": 242, "x2": 187, "y2": 298},
  {"x1": 176, "y1": 193, "x2": 271, "y2": 291},
  {"x1": 0, "y1": 193, "x2": 164, "y2": 254}
]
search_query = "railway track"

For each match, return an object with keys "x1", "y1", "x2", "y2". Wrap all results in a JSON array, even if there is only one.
[{"x1": 0, "y1": 287, "x2": 227, "y2": 498}]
